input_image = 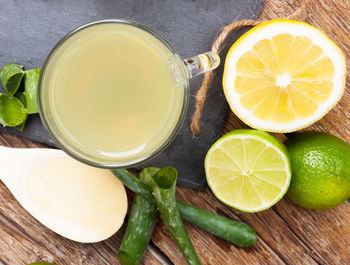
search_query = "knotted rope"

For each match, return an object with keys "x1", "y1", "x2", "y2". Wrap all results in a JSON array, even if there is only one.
[{"x1": 190, "y1": 0, "x2": 309, "y2": 136}]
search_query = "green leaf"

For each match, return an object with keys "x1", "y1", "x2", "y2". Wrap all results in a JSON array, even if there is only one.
[
  {"x1": 24, "y1": 68, "x2": 40, "y2": 114},
  {"x1": 0, "y1": 63, "x2": 25, "y2": 95},
  {"x1": 14, "y1": 91, "x2": 27, "y2": 107},
  {"x1": 0, "y1": 93, "x2": 27, "y2": 126},
  {"x1": 14, "y1": 118, "x2": 27, "y2": 131},
  {"x1": 13, "y1": 91, "x2": 27, "y2": 130}
]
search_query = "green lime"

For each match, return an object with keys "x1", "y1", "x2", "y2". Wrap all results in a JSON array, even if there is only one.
[
  {"x1": 205, "y1": 129, "x2": 291, "y2": 212},
  {"x1": 286, "y1": 132, "x2": 350, "y2": 210}
]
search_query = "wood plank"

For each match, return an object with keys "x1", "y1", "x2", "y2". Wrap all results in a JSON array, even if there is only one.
[
  {"x1": 152, "y1": 0, "x2": 350, "y2": 264},
  {"x1": 274, "y1": 199, "x2": 350, "y2": 264},
  {"x1": 300, "y1": 0, "x2": 350, "y2": 141},
  {"x1": 151, "y1": 185, "x2": 350, "y2": 265},
  {"x1": 225, "y1": 0, "x2": 350, "y2": 143},
  {"x1": 0, "y1": 135, "x2": 167, "y2": 265},
  {"x1": 0, "y1": 184, "x2": 166, "y2": 265},
  {"x1": 1, "y1": 0, "x2": 350, "y2": 264}
]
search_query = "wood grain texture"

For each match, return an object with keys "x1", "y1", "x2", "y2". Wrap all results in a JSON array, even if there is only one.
[
  {"x1": 0, "y1": 135, "x2": 166, "y2": 265},
  {"x1": 1, "y1": 0, "x2": 350, "y2": 264},
  {"x1": 152, "y1": 187, "x2": 350, "y2": 265},
  {"x1": 0, "y1": 175, "x2": 165, "y2": 265},
  {"x1": 153, "y1": 0, "x2": 350, "y2": 264}
]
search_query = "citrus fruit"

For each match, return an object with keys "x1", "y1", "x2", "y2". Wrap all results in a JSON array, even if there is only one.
[
  {"x1": 205, "y1": 129, "x2": 291, "y2": 212},
  {"x1": 286, "y1": 132, "x2": 350, "y2": 210},
  {"x1": 223, "y1": 19, "x2": 346, "y2": 132}
]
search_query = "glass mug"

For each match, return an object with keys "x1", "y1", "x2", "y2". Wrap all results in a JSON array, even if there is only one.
[{"x1": 39, "y1": 19, "x2": 219, "y2": 168}]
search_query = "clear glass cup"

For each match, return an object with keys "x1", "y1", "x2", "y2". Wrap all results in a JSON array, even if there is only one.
[{"x1": 38, "y1": 19, "x2": 219, "y2": 168}]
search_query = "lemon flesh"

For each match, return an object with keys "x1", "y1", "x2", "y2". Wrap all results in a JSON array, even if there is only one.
[
  {"x1": 223, "y1": 19, "x2": 346, "y2": 132},
  {"x1": 205, "y1": 129, "x2": 291, "y2": 212}
]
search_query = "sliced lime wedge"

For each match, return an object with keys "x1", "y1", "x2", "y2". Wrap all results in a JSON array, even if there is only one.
[{"x1": 205, "y1": 129, "x2": 291, "y2": 212}]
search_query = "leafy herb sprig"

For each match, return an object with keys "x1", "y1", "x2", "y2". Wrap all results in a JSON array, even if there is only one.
[{"x1": 0, "y1": 63, "x2": 40, "y2": 130}]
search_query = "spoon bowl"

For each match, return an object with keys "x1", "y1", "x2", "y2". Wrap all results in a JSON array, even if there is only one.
[{"x1": 0, "y1": 146, "x2": 128, "y2": 243}]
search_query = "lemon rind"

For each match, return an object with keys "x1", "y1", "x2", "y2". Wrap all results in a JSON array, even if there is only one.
[{"x1": 222, "y1": 19, "x2": 346, "y2": 133}]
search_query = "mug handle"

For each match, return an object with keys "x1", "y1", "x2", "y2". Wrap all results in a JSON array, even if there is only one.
[{"x1": 183, "y1": 51, "x2": 220, "y2": 78}]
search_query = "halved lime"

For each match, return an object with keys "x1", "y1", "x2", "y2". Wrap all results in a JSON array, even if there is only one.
[{"x1": 205, "y1": 129, "x2": 291, "y2": 212}]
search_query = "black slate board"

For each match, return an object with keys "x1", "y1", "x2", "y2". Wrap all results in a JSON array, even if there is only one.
[{"x1": 0, "y1": 0, "x2": 263, "y2": 190}]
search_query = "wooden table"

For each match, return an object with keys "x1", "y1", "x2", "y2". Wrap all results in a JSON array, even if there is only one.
[{"x1": 1, "y1": 0, "x2": 349, "y2": 264}]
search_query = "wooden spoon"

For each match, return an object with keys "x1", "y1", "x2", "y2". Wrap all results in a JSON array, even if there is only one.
[{"x1": 0, "y1": 146, "x2": 128, "y2": 243}]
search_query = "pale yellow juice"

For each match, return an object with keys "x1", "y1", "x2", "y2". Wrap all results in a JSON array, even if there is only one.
[{"x1": 41, "y1": 23, "x2": 185, "y2": 165}]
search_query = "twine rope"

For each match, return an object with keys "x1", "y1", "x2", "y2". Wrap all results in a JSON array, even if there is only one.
[{"x1": 190, "y1": 0, "x2": 309, "y2": 136}]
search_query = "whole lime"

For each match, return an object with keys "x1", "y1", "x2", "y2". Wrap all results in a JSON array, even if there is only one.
[{"x1": 286, "y1": 132, "x2": 350, "y2": 210}]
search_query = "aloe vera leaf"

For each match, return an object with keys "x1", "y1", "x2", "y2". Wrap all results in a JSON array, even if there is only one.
[
  {"x1": 12, "y1": 91, "x2": 27, "y2": 130},
  {"x1": 111, "y1": 169, "x2": 153, "y2": 200},
  {"x1": 24, "y1": 68, "x2": 40, "y2": 114},
  {"x1": 0, "y1": 93, "x2": 26, "y2": 126},
  {"x1": 118, "y1": 168, "x2": 159, "y2": 265},
  {"x1": 0, "y1": 63, "x2": 24, "y2": 95},
  {"x1": 152, "y1": 167, "x2": 201, "y2": 265},
  {"x1": 111, "y1": 169, "x2": 256, "y2": 247},
  {"x1": 177, "y1": 200, "x2": 256, "y2": 247}
]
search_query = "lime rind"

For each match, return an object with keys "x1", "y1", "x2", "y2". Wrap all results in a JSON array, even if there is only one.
[
  {"x1": 205, "y1": 129, "x2": 291, "y2": 212},
  {"x1": 286, "y1": 132, "x2": 350, "y2": 209}
]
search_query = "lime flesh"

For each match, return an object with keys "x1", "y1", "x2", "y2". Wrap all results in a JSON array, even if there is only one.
[{"x1": 205, "y1": 129, "x2": 291, "y2": 212}]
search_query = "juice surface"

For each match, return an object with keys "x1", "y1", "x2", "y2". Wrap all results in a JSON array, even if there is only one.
[{"x1": 42, "y1": 23, "x2": 184, "y2": 164}]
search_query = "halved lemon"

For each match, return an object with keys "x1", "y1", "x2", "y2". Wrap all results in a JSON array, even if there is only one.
[
  {"x1": 223, "y1": 19, "x2": 346, "y2": 132},
  {"x1": 205, "y1": 129, "x2": 291, "y2": 212}
]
